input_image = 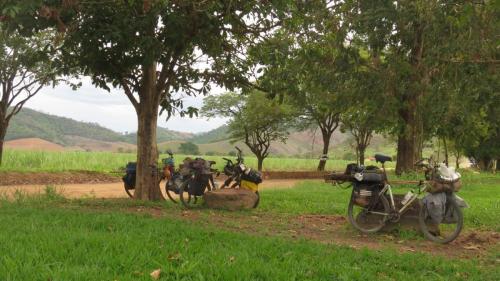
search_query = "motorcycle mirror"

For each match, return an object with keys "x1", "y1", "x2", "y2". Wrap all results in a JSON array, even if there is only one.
[{"x1": 166, "y1": 149, "x2": 173, "y2": 156}]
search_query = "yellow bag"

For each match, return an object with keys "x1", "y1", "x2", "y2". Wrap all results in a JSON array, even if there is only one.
[{"x1": 240, "y1": 180, "x2": 259, "y2": 192}]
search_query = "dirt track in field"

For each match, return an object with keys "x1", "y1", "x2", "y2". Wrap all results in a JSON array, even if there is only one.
[{"x1": 0, "y1": 179, "x2": 309, "y2": 199}]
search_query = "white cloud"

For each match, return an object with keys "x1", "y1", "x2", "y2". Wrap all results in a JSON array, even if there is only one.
[{"x1": 25, "y1": 78, "x2": 228, "y2": 133}]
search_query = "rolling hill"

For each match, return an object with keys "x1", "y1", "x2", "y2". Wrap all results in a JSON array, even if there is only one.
[
  {"x1": 5, "y1": 108, "x2": 395, "y2": 157},
  {"x1": 6, "y1": 108, "x2": 192, "y2": 147}
]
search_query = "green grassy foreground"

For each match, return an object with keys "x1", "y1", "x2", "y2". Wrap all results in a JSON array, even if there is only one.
[
  {"x1": 0, "y1": 174, "x2": 499, "y2": 280},
  {"x1": 0, "y1": 149, "x2": 394, "y2": 173},
  {"x1": 0, "y1": 197, "x2": 497, "y2": 281}
]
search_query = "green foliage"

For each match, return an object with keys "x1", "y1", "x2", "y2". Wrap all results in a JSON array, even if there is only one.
[
  {"x1": 335, "y1": 0, "x2": 498, "y2": 170},
  {"x1": 178, "y1": 142, "x2": 199, "y2": 155},
  {"x1": 0, "y1": 21, "x2": 66, "y2": 164},
  {"x1": 342, "y1": 152, "x2": 357, "y2": 161},
  {"x1": 202, "y1": 91, "x2": 294, "y2": 169}
]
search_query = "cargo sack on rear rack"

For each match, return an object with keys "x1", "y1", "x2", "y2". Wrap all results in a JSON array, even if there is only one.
[
  {"x1": 241, "y1": 168, "x2": 262, "y2": 184},
  {"x1": 180, "y1": 158, "x2": 212, "y2": 176},
  {"x1": 429, "y1": 164, "x2": 462, "y2": 193},
  {"x1": 429, "y1": 179, "x2": 462, "y2": 193}
]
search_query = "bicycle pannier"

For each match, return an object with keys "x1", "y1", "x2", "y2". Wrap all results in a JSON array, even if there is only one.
[
  {"x1": 353, "y1": 188, "x2": 372, "y2": 207},
  {"x1": 122, "y1": 162, "x2": 137, "y2": 189},
  {"x1": 241, "y1": 168, "x2": 262, "y2": 184}
]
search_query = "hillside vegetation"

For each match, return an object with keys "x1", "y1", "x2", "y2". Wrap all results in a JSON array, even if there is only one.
[
  {"x1": 7, "y1": 108, "x2": 193, "y2": 145},
  {"x1": 6, "y1": 108, "x2": 395, "y2": 157}
]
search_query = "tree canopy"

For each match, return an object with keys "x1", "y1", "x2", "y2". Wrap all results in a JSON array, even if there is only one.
[{"x1": 202, "y1": 91, "x2": 294, "y2": 170}]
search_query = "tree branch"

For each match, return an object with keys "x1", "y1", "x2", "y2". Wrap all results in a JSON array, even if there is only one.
[{"x1": 120, "y1": 79, "x2": 139, "y2": 111}]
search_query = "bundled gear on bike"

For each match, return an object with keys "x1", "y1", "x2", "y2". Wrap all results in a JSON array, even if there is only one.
[
  {"x1": 179, "y1": 157, "x2": 214, "y2": 196},
  {"x1": 330, "y1": 163, "x2": 385, "y2": 207},
  {"x1": 240, "y1": 168, "x2": 262, "y2": 192},
  {"x1": 421, "y1": 163, "x2": 467, "y2": 224},
  {"x1": 325, "y1": 154, "x2": 468, "y2": 244}
]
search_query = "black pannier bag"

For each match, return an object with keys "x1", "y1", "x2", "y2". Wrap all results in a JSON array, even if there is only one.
[
  {"x1": 241, "y1": 168, "x2": 263, "y2": 184},
  {"x1": 122, "y1": 162, "x2": 137, "y2": 189},
  {"x1": 344, "y1": 163, "x2": 360, "y2": 174},
  {"x1": 359, "y1": 171, "x2": 385, "y2": 183},
  {"x1": 353, "y1": 182, "x2": 383, "y2": 207},
  {"x1": 188, "y1": 176, "x2": 209, "y2": 196}
]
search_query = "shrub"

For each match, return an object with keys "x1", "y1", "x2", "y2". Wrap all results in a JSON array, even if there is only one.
[
  {"x1": 179, "y1": 142, "x2": 200, "y2": 155},
  {"x1": 343, "y1": 152, "x2": 357, "y2": 161}
]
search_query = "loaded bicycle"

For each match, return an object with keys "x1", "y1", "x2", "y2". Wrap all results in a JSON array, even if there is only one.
[
  {"x1": 177, "y1": 157, "x2": 219, "y2": 208},
  {"x1": 122, "y1": 151, "x2": 218, "y2": 206},
  {"x1": 220, "y1": 146, "x2": 262, "y2": 208},
  {"x1": 327, "y1": 154, "x2": 467, "y2": 244}
]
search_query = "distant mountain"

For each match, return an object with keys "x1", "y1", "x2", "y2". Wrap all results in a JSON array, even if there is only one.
[
  {"x1": 5, "y1": 108, "x2": 395, "y2": 156},
  {"x1": 6, "y1": 108, "x2": 194, "y2": 147},
  {"x1": 121, "y1": 127, "x2": 193, "y2": 144},
  {"x1": 6, "y1": 108, "x2": 124, "y2": 145},
  {"x1": 189, "y1": 125, "x2": 229, "y2": 144}
]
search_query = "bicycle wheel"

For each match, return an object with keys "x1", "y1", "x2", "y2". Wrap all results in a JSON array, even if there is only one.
[
  {"x1": 347, "y1": 190, "x2": 390, "y2": 233},
  {"x1": 419, "y1": 194, "x2": 463, "y2": 244},
  {"x1": 124, "y1": 184, "x2": 134, "y2": 198},
  {"x1": 178, "y1": 180, "x2": 194, "y2": 208},
  {"x1": 164, "y1": 180, "x2": 178, "y2": 203}
]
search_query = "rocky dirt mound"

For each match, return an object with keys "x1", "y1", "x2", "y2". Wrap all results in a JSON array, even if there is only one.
[{"x1": 204, "y1": 189, "x2": 258, "y2": 210}]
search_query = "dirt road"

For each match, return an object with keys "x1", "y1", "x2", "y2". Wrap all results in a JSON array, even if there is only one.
[{"x1": 0, "y1": 179, "x2": 314, "y2": 199}]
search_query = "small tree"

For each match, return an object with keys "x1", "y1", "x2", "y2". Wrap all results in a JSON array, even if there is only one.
[
  {"x1": 341, "y1": 69, "x2": 386, "y2": 165},
  {"x1": 202, "y1": 91, "x2": 292, "y2": 171},
  {"x1": 178, "y1": 142, "x2": 199, "y2": 155},
  {"x1": 0, "y1": 28, "x2": 62, "y2": 165}
]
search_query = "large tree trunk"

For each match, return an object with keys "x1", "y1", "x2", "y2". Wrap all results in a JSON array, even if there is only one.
[
  {"x1": 133, "y1": 66, "x2": 163, "y2": 201},
  {"x1": 317, "y1": 129, "x2": 332, "y2": 171},
  {"x1": 0, "y1": 121, "x2": 6, "y2": 166},
  {"x1": 395, "y1": 94, "x2": 419, "y2": 175}
]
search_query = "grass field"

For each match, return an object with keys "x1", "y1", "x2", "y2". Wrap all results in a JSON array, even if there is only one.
[
  {"x1": 0, "y1": 149, "x2": 395, "y2": 173},
  {"x1": 0, "y1": 174, "x2": 499, "y2": 280}
]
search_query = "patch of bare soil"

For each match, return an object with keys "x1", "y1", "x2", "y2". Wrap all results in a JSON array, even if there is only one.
[
  {"x1": 0, "y1": 171, "x2": 121, "y2": 186},
  {"x1": 5, "y1": 138, "x2": 66, "y2": 151},
  {"x1": 1, "y1": 171, "x2": 323, "y2": 187},
  {"x1": 0, "y1": 179, "x2": 306, "y2": 199},
  {"x1": 120, "y1": 206, "x2": 499, "y2": 260}
]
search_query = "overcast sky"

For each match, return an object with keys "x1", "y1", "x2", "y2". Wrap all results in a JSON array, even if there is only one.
[{"x1": 25, "y1": 78, "x2": 228, "y2": 134}]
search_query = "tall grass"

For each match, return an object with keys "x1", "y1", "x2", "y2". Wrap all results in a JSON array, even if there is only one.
[{"x1": 0, "y1": 149, "x2": 395, "y2": 173}]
